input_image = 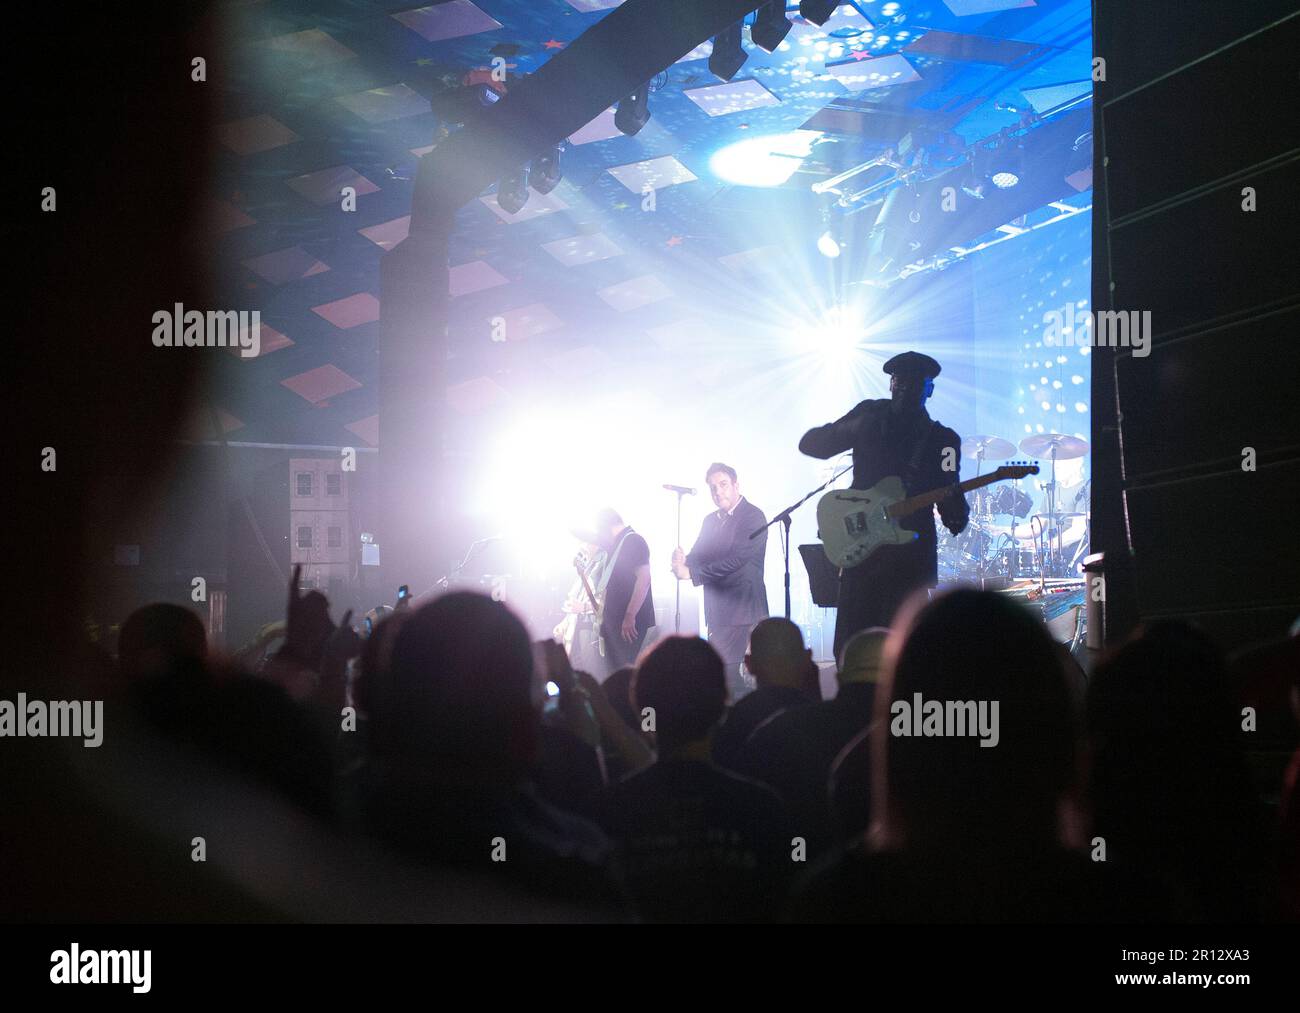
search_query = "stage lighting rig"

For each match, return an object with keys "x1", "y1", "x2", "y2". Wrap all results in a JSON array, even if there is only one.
[
  {"x1": 496, "y1": 166, "x2": 530, "y2": 215},
  {"x1": 817, "y1": 200, "x2": 843, "y2": 258},
  {"x1": 966, "y1": 134, "x2": 1024, "y2": 191},
  {"x1": 817, "y1": 230, "x2": 842, "y2": 258},
  {"x1": 428, "y1": 66, "x2": 508, "y2": 126},
  {"x1": 752, "y1": 2, "x2": 792, "y2": 52},
  {"x1": 864, "y1": 182, "x2": 924, "y2": 279},
  {"x1": 529, "y1": 144, "x2": 564, "y2": 195},
  {"x1": 709, "y1": 21, "x2": 748, "y2": 81},
  {"x1": 615, "y1": 81, "x2": 652, "y2": 136},
  {"x1": 799, "y1": 0, "x2": 840, "y2": 26},
  {"x1": 960, "y1": 154, "x2": 986, "y2": 200},
  {"x1": 989, "y1": 139, "x2": 1024, "y2": 189}
]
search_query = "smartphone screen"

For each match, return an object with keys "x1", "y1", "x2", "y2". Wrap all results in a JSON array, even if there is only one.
[
  {"x1": 542, "y1": 639, "x2": 576, "y2": 691},
  {"x1": 530, "y1": 640, "x2": 556, "y2": 711}
]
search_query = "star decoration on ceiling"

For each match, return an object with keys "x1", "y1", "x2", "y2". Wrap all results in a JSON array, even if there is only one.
[
  {"x1": 543, "y1": 39, "x2": 565, "y2": 50},
  {"x1": 851, "y1": 49, "x2": 874, "y2": 61},
  {"x1": 665, "y1": 236, "x2": 683, "y2": 247}
]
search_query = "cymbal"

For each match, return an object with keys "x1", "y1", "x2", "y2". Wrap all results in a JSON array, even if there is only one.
[
  {"x1": 962, "y1": 435, "x2": 1017, "y2": 461},
  {"x1": 986, "y1": 514, "x2": 1088, "y2": 540},
  {"x1": 1019, "y1": 433, "x2": 1090, "y2": 460}
]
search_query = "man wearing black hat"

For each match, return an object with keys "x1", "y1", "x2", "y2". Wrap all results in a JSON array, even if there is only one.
[{"x1": 798, "y1": 351, "x2": 969, "y2": 653}]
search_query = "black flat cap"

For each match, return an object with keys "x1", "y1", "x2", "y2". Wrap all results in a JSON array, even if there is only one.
[{"x1": 882, "y1": 351, "x2": 941, "y2": 379}]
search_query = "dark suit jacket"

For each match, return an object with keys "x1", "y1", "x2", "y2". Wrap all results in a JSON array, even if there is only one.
[{"x1": 685, "y1": 497, "x2": 769, "y2": 630}]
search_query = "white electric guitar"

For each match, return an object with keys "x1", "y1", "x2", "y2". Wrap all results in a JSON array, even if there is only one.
[
  {"x1": 817, "y1": 464, "x2": 1039, "y2": 568},
  {"x1": 552, "y1": 551, "x2": 606, "y2": 658}
]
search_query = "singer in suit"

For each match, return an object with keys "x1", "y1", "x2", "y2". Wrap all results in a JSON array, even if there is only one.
[{"x1": 672, "y1": 463, "x2": 769, "y2": 696}]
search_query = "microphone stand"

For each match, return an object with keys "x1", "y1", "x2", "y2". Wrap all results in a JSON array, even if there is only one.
[
  {"x1": 750, "y1": 463, "x2": 852, "y2": 620},
  {"x1": 667, "y1": 487, "x2": 688, "y2": 633},
  {"x1": 422, "y1": 537, "x2": 494, "y2": 599}
]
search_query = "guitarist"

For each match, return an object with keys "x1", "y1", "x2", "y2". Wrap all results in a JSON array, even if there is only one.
[
  {"x1": 556, "y1": 541, "x2": 605, "y2": 673},
  {"x1": 589, "y1": 508, "x2": 656, "y2": 673},
  {"x1": 799, "y1": 351, "x2": 969, "y2": 654}
]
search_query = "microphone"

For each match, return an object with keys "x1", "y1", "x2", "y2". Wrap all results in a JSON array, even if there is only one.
[{"x1": 663, "y1": 484, "x2": 696, "y2": 495}]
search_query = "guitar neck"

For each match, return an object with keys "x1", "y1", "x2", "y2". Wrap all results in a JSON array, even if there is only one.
[
  {"x1": 886, "y1": 472, "x2": 1011, "y2": 518},
  {"x1": 577, "y1": 569, "x2": 600, "y2": 615}
]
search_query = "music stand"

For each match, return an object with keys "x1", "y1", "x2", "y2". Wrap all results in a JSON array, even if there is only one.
[
  {"x1": 750, "y1": 462, "x2": 851, "y2": 619},
  {"x1": 798, "y1": 544, "x2": 840, "y2": 607}
]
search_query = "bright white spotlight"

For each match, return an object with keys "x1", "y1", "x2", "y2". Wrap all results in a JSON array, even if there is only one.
[
  {"x1": 797, "y1": 306, "x2": 863, "y2": 362},
  {"x1": 710, "y1": 130, "x2": 822, "y2": 187},
  {"x1": 991, "y1": 170, "x2": 1020, "y2": 189},
  {"x1": 817, "y1": 230, "x2": 841, "y2": 258}
]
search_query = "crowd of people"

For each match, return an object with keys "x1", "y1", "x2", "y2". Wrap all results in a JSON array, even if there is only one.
[{"x1": 24, "y1": 570, "x2": 1296, "y2": 923}]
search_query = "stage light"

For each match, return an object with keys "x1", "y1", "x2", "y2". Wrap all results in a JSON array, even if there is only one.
[
  {"x1": 709, "y1": 21, "x2": 747, "y2": 81},
  {"x1": 799, "y1": 1, "x2": 840, "y2": 26},
  {"x1": 615, "y1": 81, "x2": 651, "y2": 136},
  {"x1": 496, "y1": 166, "x2": 530, "y2": 214},
  {"x1": 752, "y1": 1, "x2": 792, "y2": 52},
  {"x1": 797, "y1": 306, "x2": 863, "y2": 363},
  {"x1": 428, "y1": 67, "x2": 509, "y2": 127},
  {"x1": 817, "y1": 230, "x2": 841, "y2": 258},
  {"x1": 710, "y1": 130, "x2": 820, "y2": 186},
  {"x1": 529, "y1": 144, "x2": 563, "y2": 194},
  {"x1": 989, "y1": 140, "x2": 1024, "y2": 188}
]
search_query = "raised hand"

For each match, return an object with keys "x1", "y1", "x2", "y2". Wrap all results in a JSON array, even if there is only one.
[
  {"x1": 324, "y1": 609, "x2": 363, "y2": 665},
  {"x1": 283, "y1": 563, "x2": 336, "y2": 669}
]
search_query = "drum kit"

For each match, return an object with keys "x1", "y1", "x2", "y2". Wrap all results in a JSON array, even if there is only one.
[{"x1": 941, "y1": 432, "x2": 1091, "y2": 583}]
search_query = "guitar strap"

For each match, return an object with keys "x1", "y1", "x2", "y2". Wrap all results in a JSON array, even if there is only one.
[{"x1": 594, "y1": 528, "x2": 634, "y2": 600}]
